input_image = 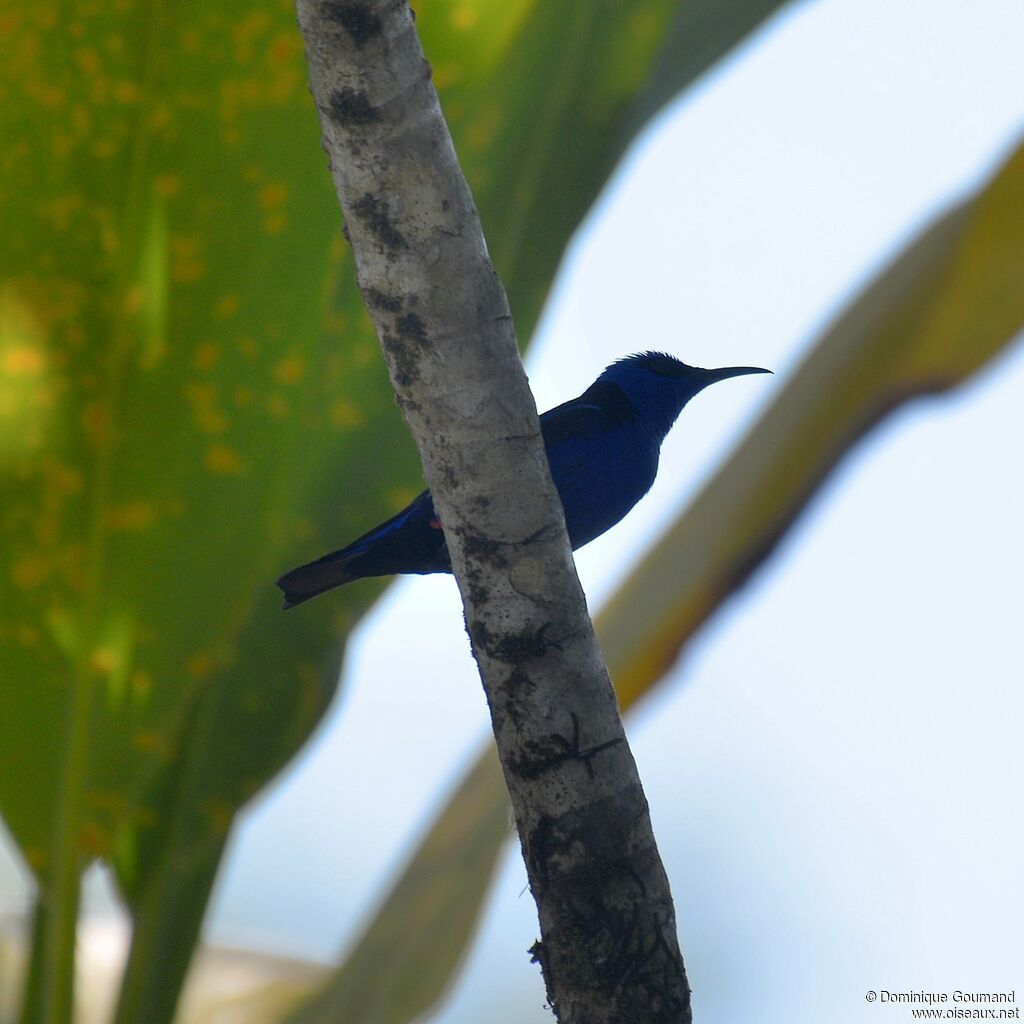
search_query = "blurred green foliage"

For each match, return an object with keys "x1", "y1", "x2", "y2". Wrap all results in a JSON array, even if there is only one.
[{"x1": 0, "y1": 0, "x2": 795, "y2": 1020}]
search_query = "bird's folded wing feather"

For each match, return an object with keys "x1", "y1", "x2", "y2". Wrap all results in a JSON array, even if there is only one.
[{"x1": 539, "y1": 380, "x2": 635, "y2": 446}]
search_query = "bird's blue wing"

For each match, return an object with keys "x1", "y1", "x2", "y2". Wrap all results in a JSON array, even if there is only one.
[
  {"x1": 539, "y1": 380, "x2": 635, "y2": 445},
  {"x1": 539, "y1": 380, "x2": 657, "y2": 549}
]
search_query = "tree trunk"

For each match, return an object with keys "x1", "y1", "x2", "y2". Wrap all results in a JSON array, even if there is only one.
[{"x1": 294, "y1": 3, "x2": 692, "y2": 1020}]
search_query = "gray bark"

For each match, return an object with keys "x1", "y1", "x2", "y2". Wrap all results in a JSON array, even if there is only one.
[{"x1": 294, "y1": 2, "x2": 692, "y2": 1020}]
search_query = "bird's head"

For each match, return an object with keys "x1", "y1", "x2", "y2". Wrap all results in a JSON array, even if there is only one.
[{"x1": 598, "y1": 351, "x2": 771, "y2": 439}]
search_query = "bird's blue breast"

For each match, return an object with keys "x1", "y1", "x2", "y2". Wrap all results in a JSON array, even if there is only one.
[{"x1": 545, "y1": 423, "x2": 659, "y2": 550}]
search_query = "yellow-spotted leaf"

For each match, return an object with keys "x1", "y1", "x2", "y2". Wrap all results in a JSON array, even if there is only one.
[
  {"x1": 2, "y1": 0, "x2": 797, "y2": 1020},
  {"x1": 0, "y1": 4, "x2": 415, "y2": 1020}
]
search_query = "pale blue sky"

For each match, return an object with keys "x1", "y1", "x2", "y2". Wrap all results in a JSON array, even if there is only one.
[{"x1": 3, "y1": 1, "x2": 1018, "y2": 1020}]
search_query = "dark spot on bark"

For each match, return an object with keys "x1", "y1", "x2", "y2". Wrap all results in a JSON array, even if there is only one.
[
  {"x1": 328, "y1": 88, "x2": 379, "y2": 125},
  {"x1": 467, "y1": 618, "x2": 493, "y2": 658},
  {"x1": 397, "y1": 312, "x2": 428, "y2": 344},
  {"x1": 513, "y1": 714, "x2": 622, "y2": 781},
  {"x1": 394, "y1": 392, "x2": 420, "y2": 414},
  {"x1": 502, "y1": 667, "x2": 536, "y2": 727},
  {"x1": 439, "y1": 463, "x2": 458, "y2": 491},
  {"x1": 325, "y1": 2, "x2": 382, "y2": 47},
  {"x1": 383, "y1": 329, "x2": 419, "y2": 388},
  {"x1": 365, "y1": 288, "x2": 403, "y2": 313},
  {"x1": 525, "y1": 815, "x2": 558, "y2": 892},
  {"x1": 529, "y1": 938, "x2": 557, "y2": 1013},
  {"x1": 351, "y1": 193, "x2": 406, "y2": 252},
  {"x1": 506, "y1": 666, "x2": 533, "y2": 692},
  {"x1": 457, "y1": 527, "x2": 509, "y2": 571},
  {"x1": 466, "y1": 578, "x2": 491, "y2": 605},
  {"x1": 495, "y1": 624, "x2": 563, "y2": 662}
]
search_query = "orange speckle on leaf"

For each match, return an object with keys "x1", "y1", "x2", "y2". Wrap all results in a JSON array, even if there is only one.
[
  {"x1": 329, "y1": 399, "x2": 364, "y2": 428},
  {"x1": 23, "y1": 847, "x2": 46, "y2": 871},
  {"x1": 123, "y1": 284, "x2": 144, "y2": 316},
  {"x1": 81, "y1": 402, "x2": 110, "y2": 444},
  {"x1": 388, "y1": 487, "x2": 417, "y2": 510},
  {"x1": 258, "y1": 181, "x2": 287, "y2": 210},
  {"x1": 233, "y1": 386, "x2": 252, "y2": 406},
  {"x1": 80, "y1": 823, "x2": 112, "y2": 857},
  {"x1": 90, "y1": 646, "x2": 119, "y2": 675},
  {"x1": 466, "y1": 107, "x2": 501, "y2": 152},
  {"x1": 432, "y1": 64, "x2": 459, "y2": 90},
  {"x1": 273, "y1": 355, "x2": 305, "y2": 384},
  {"x1": 74, "y1": 47, "x2": 101, "y2": 74},
  {"x1": 107, "y1": 501, "x2": 156, "y2": 530},
  {"x1": 203, "y1": 798, "x2": 234, "y2": 834},
  {"x1": 87, "y1": 790, "x2": 126, "y2": 813},
  {"x1": 39, "y1": 192, "x2": 84, "y2": 232},
  {"x1": 170, "y1": 234, "x2": 205, "y2": 283},
  {"x1": 3, "y1": 346, "x2": 45, "y2": 375},
  {"x1": 451, "y1": 4, "x2": 477, "y2": 30},
  {"x1": 132, "y1": 731, "x2": 169, "y2": 756},
  {"x1": 147, "y1": 104, "x2": 172, "y2": 131},
  {"x1": 196, "y1": 406, "x2": 229, "y2": 433},
  {"x1": 131, "y1": 669, "x2": 152, "y2": 696},
  {"x1": 187, "y1": 652, "x2": 214, "y2": 678},
  {"x1": 18, "y1": 624, "x2": 41, "y2": 645},
  {"x1": 269, "y1": 32, "x2": 297, "y2": 61},
  {"x1": 265, "y1": 394, "x2": 288, "y2": 420},
  {"x1": 46, "y1": 461, "x2": 83, "y2": 494},
  {"x1": 113, "y1": 79, "x2": 140, "y2": 104},
  {"x1": 186, "y1": 382, "x2": 218, "y2": 406},
  {"x1": 37, "y1": 83, "x2": 67, "y2": 109},
  {"x1": 194, "y1": 342, "x2": 221, "y2": 370},
  {"x1": 12, "y1": 554, "x2": 50, "y2": 589},
  {"x1": 154, "y1": 173, "x2": 180, "y2": 198},
  {"x1": 214, "y1": 292, "x2": 240, "y2": 319},
  {"x1": 262, "y1": 212, "x2": 287, "y2": 235},
  {"x1": 205, "y1": 444, "x2": 246, "y2": 474}
]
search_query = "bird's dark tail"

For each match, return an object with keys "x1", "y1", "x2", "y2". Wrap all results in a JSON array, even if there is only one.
[
  {"x1": 276, "y1": 491, "x2": 450, "y2": 609},
  {"x1": 276, "y1": 548, "x2": 363, "y2": 609}
]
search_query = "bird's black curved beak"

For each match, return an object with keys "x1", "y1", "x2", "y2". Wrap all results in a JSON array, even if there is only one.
[{"x1": 701, "y1": 365, "x2": 773, "y2": 385}]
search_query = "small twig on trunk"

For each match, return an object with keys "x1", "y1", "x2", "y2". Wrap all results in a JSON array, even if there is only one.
[{"x1": 294, "y1": 2, "x2": 692, "y2": 1020}]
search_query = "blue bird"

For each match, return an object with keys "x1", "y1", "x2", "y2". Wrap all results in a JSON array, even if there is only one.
[{"x1": 277, "y1": 352, "x2": 770, "y2": 608}]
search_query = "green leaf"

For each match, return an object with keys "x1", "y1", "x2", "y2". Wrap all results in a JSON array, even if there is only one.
[
  {"x1": 306, "y1": 137, "x2": 1024, "y2": 1024},
  {"x1": 0, "y1": 2, "x2": 410, "y2": 1018},
  {"x1": 3, "y1": 1, "x2": 800, "y2": 1018}
]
